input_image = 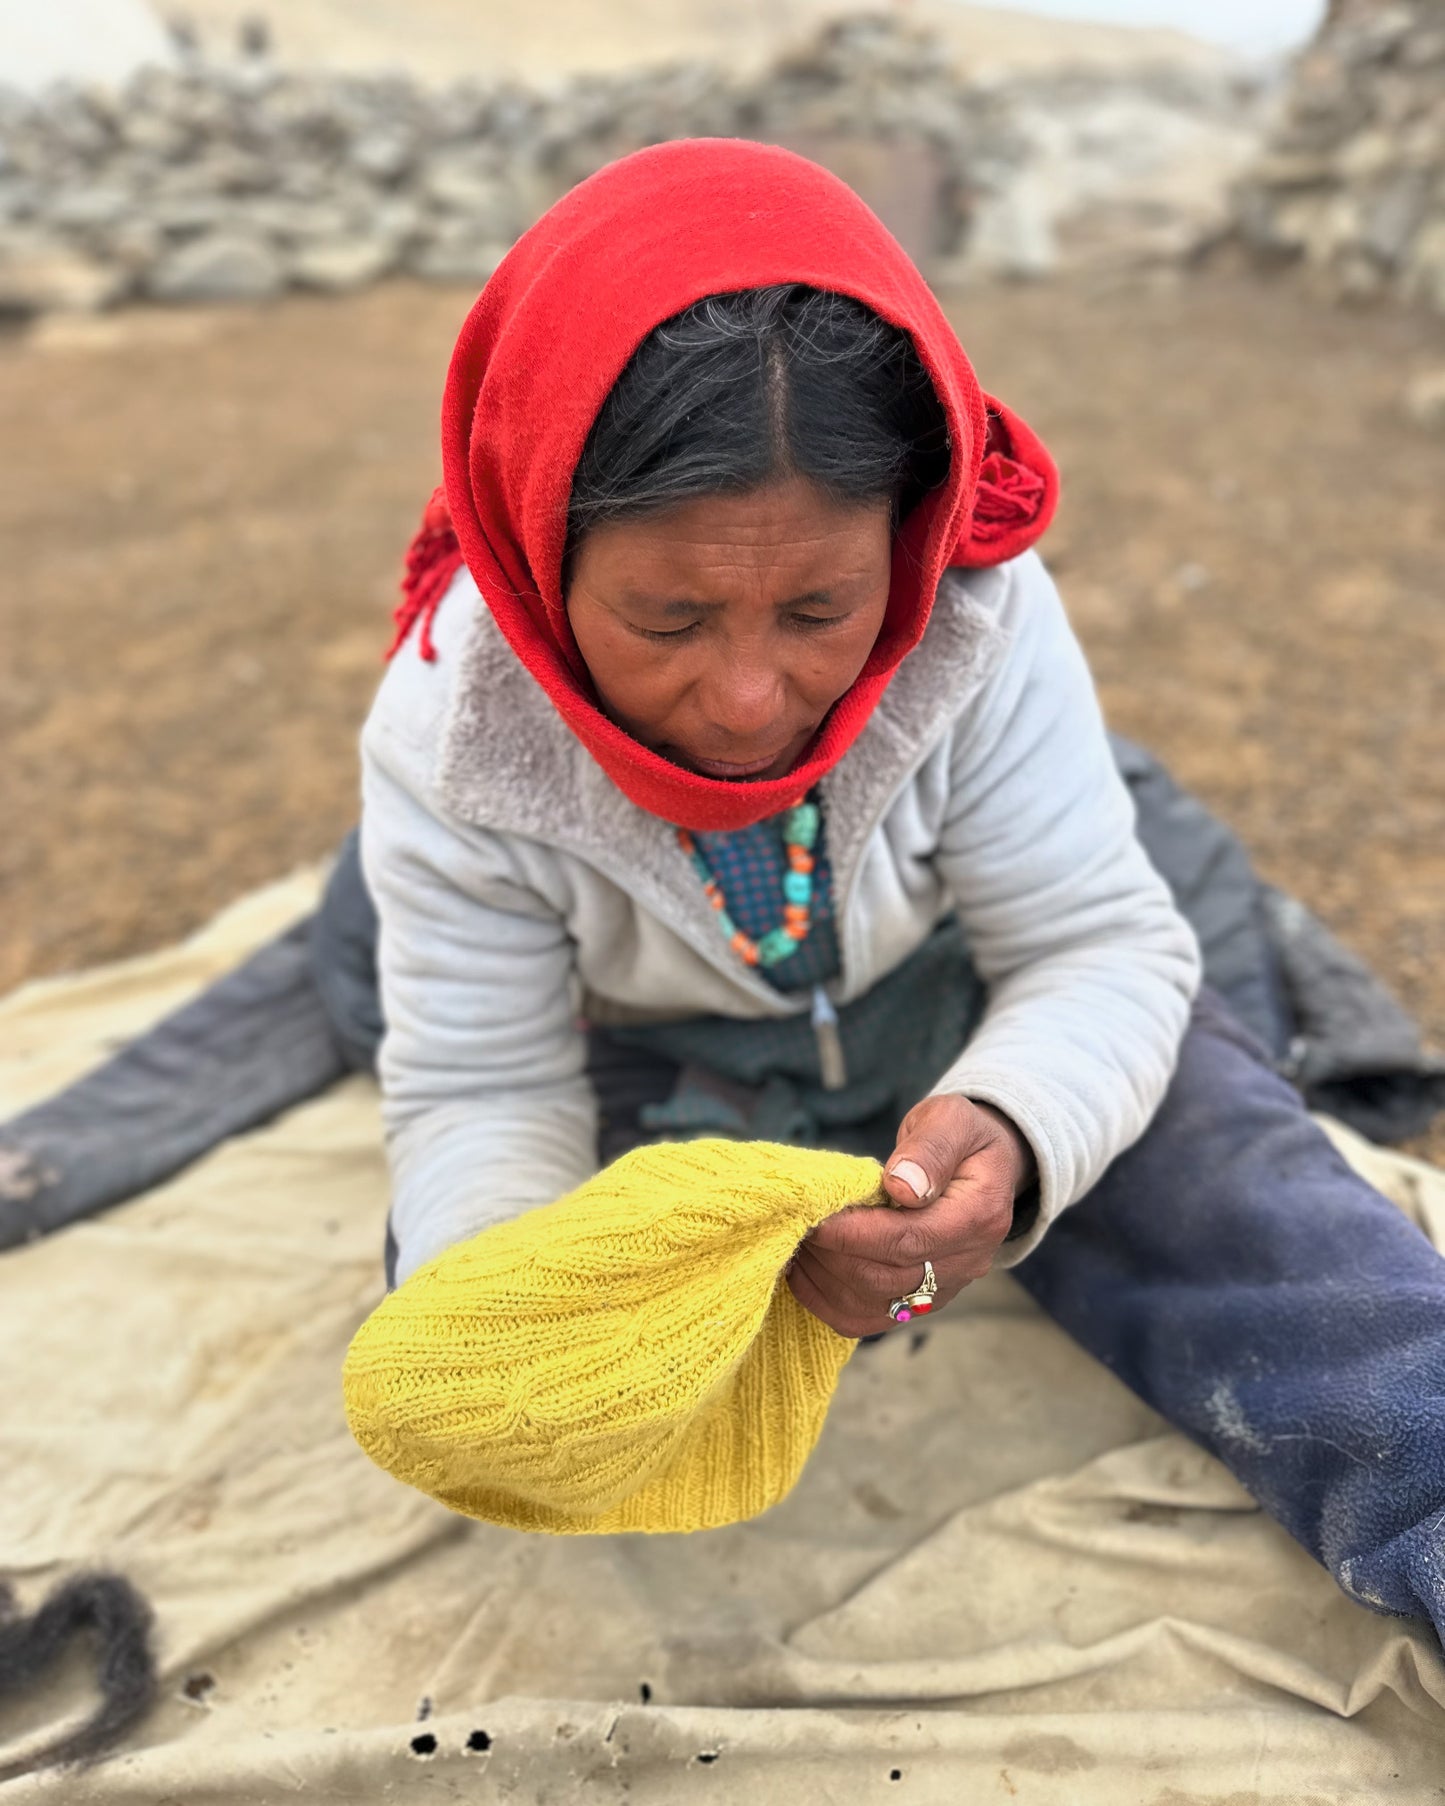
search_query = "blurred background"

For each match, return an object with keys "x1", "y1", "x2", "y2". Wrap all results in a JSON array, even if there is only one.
[{"x1": 1, "y1": 0, "x2": 1442, "y2": 1155}]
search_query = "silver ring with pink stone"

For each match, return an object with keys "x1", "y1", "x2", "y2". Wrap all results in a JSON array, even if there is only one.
[{"x1": 888, "y1": 1260, "x2": 938, "y2": 1324}]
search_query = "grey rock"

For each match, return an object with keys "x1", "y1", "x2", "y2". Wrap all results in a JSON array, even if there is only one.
[
  {"x1": 1232, "y1": 0, "x2": 1445, "y2": 312},
  {"x1": 42, "y1": 88, "x2": 116, "y2": 161},
  {"x1": 225, "y1": 55, "x2": 281, "y2": 102},
  {"x1": 0, "y1": 8, "x2": 1288, "y2": 312},
  {"x1": 963, "y1": 177, "x2": 1059, "y2": 280},
  {"x1": 0, "y1": 231, "x2": 128, "y2": 313},
  {"x1": 1359, "y1": 172, "x2": 1428, "y2": 263},
  {"x1": 147, "y1": 231, "x2": 285, "y2": 303},
  {"x1": 102, "y1": 217, "x2": 165, "y2": 276},
  {"x1": 408, "y1": 223, "x2": 510, "y2": 285},
  {"x1": 1251, "y1": 149, "x2": 1338, "y2": 189},
  {"x1": 239, "y1": 14, "x2": 273, "y2": 58},
  {"x1": 370, "y1": 194, "x2": 424, "y2": 241},
  {"x1": 421, "y1": 153, "x2": 511, "y2": 229},
  {"x1": 350, "y1": 129, "x2": 415, "y2": 183},
  {"x1": 1400, "y1": 27, "x2": 1445, "y2": 66},
  {"x1": 119, "y1": 110, "x2": 192, "y2": 162},
  {"x1": 150, "y1": 193, "x2": 235, "y2": 236},
  {"x1": 288, "y1": 236, "x2": 398, "y2": 291},
  {"x1": 254, "y1": 77, "x2": 352, "y2": 147},
  {"x1": 243, "y1": 198, "x2": 354, "y2": 242},
  {"x1": 1336, "y1": 127, "x2": 1400, "y2": 179},
  {"x1": 200, "y1": 149, "x2": 277, "y2": 197},
  {"x1": 429, "y1": 85, "x2": 495, "y2": 141},
  {"x1": 0, "y1": 176, "x2": 42, "y2": 224},
  {"x1": 1341, "y1": 4, "x2": 1415, "y2": 63},
  {"x1": 273, "y1": 165, "x2": 331, "y2": 203},
  {"x1": 47, "y1": 186, "x2": 135, "y2": 232}
]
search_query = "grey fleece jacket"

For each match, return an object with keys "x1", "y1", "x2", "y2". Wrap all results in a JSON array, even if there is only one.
[{"x1": 360, "y1": 550, "x2": 1202, "y2": 1284}]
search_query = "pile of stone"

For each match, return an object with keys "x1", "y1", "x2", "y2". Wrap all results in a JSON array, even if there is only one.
[
  {"x1": 0, "y1": 11, "x2": 1263, "y2": 314},
  {"x1": 961, "y1": 60, "x2": 1266, "y2": 280},
  {"x1": 1232, "y1": 0, "x2": 1445, "y2": 312}
]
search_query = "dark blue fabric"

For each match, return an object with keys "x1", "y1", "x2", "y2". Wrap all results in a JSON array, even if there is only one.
[
  {"x1": 1014, "y1": 988, "x2": 1445, "y2": 1645},
  {"x1": 692, "y1": 791, "x2": 840, "y2": 993},
  {"x1": 601, "y1": 910, "x2": 986, "y2": 1147},
  {"x1": 0, "y1": 922, "x2": 348, "y2": 1250}
]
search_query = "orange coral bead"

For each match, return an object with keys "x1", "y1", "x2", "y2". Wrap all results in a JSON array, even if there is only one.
[{"x1": 787, "y1": 848, "x2": 815, "y2": 874}]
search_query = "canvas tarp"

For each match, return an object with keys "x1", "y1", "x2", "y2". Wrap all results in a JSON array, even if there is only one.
[{"x1": 2, "y1": 871, "x2": 1444, "y2": 1803}]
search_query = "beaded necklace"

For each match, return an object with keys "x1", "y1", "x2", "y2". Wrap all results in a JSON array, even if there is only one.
[
  {"x1": 674, "y1": 794, "x2": 848, "y2": 1091},
  {"x1": 675, "y1": 798, "x2": 820, "y2": 970}
]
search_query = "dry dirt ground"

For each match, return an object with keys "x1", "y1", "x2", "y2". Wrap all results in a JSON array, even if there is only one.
[{"x1": 1, "y1": 271, "x2": 1442, "y2": 1156}]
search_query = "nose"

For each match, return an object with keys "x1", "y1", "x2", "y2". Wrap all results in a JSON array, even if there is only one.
[{"x1": 698, "y1": 654, "x2": 789, "y2": 752}]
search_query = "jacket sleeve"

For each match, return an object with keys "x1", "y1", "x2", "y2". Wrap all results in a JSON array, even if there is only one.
[
  {"x1": 360, "y1": 730, "x2": 598, "y2": 1286},
  {"x1": 929, "y1": 554, "x2": 1202, "y2": 1262}
]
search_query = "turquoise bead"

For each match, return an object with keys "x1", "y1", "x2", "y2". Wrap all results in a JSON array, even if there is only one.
[
  {"x1": 757, "y1": 928, "x2": 798, "y2": 965},
  {"x1": 787, "y1": 803, "x2": 820, "y2": 851},
  {"x1": 674, "y1": 798, "x2": 821, "y2": 967}
]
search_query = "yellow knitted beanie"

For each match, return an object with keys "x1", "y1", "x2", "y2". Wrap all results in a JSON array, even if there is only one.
[{"x1": 342, "y1": 1138, "x2": 886, "y2": 1534}]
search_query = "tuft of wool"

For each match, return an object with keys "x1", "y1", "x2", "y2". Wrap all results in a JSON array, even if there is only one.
[{"x1": 342, "y1": 1138, "x2": 886, "y2": 1533}]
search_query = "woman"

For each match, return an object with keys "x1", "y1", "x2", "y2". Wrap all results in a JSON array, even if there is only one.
[
  {"x1": 366, "y1": 139, "x2": 1196, "y2": 1320},
  {"x1": 356, "y1": 140, "x2": 1445, "y2": 1638}
]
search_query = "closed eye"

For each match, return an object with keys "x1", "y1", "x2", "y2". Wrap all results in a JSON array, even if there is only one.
[
  {"x1": 635, "y1": 615, "x2": 848, "y2": 643},
  {"x1": 636, "y1": 623, "x2": 701, "y2": 642}
]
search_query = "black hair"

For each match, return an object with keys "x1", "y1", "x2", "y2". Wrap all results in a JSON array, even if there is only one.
[
  {"x1": 564, "y1": 284, "x2": 950, "y2": 569},
  {"x1": 0, "y1": 1572, "x2": 157, "y2": 1783}
]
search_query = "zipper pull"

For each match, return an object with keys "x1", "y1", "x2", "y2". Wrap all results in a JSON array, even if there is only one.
[{"x1": 811, "y1": 985, "x2": 848, "y2": 1092}]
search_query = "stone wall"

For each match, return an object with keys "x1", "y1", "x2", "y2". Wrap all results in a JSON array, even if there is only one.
[
  {"x1": 0, "y1": 12, "x2": 1261, "y2": 314},
  {"x1": 1232, "y1": 0, "x2": 1445, "y2": 312}
]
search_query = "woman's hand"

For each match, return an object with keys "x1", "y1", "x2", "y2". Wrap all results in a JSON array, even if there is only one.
[{"x1": 787, "y1": 1096, "x2": 1036, "y2": 1338}]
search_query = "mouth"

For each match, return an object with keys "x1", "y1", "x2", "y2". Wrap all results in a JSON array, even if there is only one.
[
  {"x1": 658, "y1": 720, "x2": 822, "y2": 782},
  {"x1": 685, "y1": 751, "x2": 790, "y2": 780}
]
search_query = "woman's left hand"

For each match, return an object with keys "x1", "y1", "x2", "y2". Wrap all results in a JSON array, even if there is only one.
[{"x1": 787, "y1": 1095, "x2": 1036, "y2": 1338}]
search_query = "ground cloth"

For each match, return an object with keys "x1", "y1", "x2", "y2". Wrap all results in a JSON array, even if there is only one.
[{"x1": 2, "y1": 873, "x2": 1444, "y2": 1802}]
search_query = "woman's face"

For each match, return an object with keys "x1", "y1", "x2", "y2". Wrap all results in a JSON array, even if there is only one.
[{"x1": 565, "y1": 474, "x2": 893, "y2": 782}]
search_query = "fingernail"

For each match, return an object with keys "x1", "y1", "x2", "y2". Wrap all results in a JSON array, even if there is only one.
[{"x1": 888, "y1": 1159, "x2": 929, "y2": 1200}]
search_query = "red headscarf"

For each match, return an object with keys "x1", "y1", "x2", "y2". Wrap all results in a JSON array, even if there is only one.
[{"x1": 390, "y1": 138, "x2": 1058, "y2": 832}]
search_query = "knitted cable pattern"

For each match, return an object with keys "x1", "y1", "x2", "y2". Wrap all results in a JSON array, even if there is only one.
[{"x1": 342, "y1": 1138, "x2": 887, "y2": 1534}]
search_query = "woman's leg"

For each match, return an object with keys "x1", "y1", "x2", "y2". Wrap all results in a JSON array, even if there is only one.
[
  {"x1": 0, "y1": 831, "x2": 377, "y2": 1253},
  {"x1": 0, "y1": 919, "x2": 346, "y2": 1250},
  {"x1": 1013, "y1": 988, "x2": 1445, "y2": 1644}
]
